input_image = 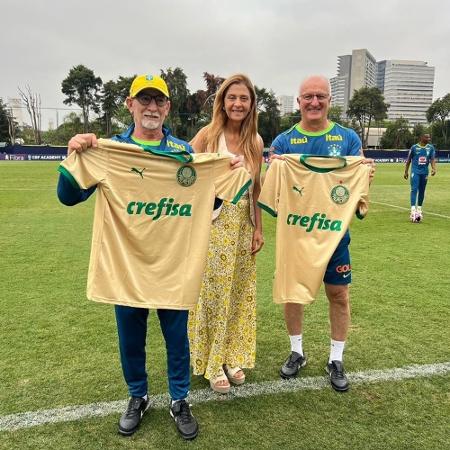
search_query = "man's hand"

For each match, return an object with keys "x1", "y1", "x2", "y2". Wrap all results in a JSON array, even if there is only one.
[
  {"x1": 67, "y1": 133, "x2": 98, "y2": 156},
  {"x1": 431, "y1": 168, "x2": 436, "y2": 176},
  {"x1": 269, "y1": 154, "x2": 285, "y2": 163},
  {"x1": 404, "y1": 171, "x2": 409, "y2": 180},
  {"x1": 251, "y1": 229, "x2": 264, "y2": 255},
  {"x1": 362, "y1": 158, "x2": 376, "y2": 183}
]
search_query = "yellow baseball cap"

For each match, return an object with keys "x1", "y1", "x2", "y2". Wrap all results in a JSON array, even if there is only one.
[{"x1": 129, "y1": 74, "x2": 170, "y2": 98}]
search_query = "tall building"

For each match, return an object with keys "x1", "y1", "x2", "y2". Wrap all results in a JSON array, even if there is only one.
[
  {"x1": 331, "y1": 50, "x2": 435, "y2": 125},
  {"x1": 378, "y1": 60, "x2": 435, "y2": 124},
  {"x1": 330, "y1": 49, "x2": 376, "y2": 113},
  {"x1": 7, "y1": 97, "x2": 26, "y2": 126},
  {"x1": 277, "y1": 95, "x2": 294, "y2": 116},
  {"x1": 349, "y1": 49, "x2": 377, "y2": 94}
]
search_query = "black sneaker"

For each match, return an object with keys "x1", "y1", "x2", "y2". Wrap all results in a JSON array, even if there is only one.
[
  {"x1": 169, "y1": 399, "x2": 199, "y2": 440},
  {"x1": 118, "y1": 396, "x2": 149, "y2": 436},
  {"x1": 280, "y1": 351, "x2": 307, "y2": 379},
  {"x1": 325, "y1": 360, "x2": 349, "y2": 392}
]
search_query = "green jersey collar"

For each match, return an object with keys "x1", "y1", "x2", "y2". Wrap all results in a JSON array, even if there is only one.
[
  {"x1": 299, "y1": 154, "x2": 347, "y2": 173},
  {"x1": 295, "y1": 121, "x2": 335, "y2": 137}
]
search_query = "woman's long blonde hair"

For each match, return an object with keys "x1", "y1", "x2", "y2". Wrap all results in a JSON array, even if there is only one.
[{"x1": 205, "y1": 73, "x2": 260, "y2": 176}]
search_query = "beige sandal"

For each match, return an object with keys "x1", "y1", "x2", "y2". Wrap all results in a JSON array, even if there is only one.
[
  {"x1": 224, "y1": 365, "x2": 245, "y2": 385},
  {"x1": 209, "y1": 368, "x2": 231, "y2": 394}
]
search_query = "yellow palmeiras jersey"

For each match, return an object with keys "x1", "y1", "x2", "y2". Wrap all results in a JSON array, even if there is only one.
[
  {"x1": 59, "y1": 139, "x2": 251, "y2": 310},
  {"x1": 258, "y1": 154, "x2": 370, "y2": 305}
]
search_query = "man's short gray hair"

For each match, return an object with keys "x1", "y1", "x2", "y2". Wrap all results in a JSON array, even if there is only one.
[{"x1": 299, "y1": 75, "x2": 331, "y2": 95}]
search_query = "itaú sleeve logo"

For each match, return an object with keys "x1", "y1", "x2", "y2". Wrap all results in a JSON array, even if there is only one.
[
  {"x1": 286, "y1": 212, "x2": 342, "y2": 232},
  {"x1": 127, "y1": 197, "x2": 192, "y2": 220}
]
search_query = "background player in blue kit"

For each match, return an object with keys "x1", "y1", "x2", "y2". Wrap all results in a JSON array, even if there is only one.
[
  {"x1": 270, "y1": 75, "x2": 375, "y2": 392},
  {"x1": 404, "y1": 133, "x2": 437, "y2": 222}
]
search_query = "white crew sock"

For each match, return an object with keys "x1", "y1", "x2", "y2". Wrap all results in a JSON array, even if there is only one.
[
  {"x1": 417, "y1": 206, "x2": 422, "y2": 212},
  {"x1": 289, "y1": 334, "x2": 303, "y2": 355},
  {"x1": 329, "y1": 339, "x2": 345, "y2": 363},
  {"x1": 142, "y1": 394, "x2": 148, "y2": 401},
  {"x1": 411, "y1": 206, "x2": 416, "y2": 213}
]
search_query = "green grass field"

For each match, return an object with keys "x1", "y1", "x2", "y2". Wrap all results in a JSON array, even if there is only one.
[{"x1": 0, "y1": 162, "x2": 449, "y2": 449}]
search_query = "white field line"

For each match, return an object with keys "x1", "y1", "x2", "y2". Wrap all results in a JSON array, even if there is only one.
[
  {"x1": 371, "y1": 201, "x2": 450, "y2": 219},
  {"x1": 1, "y1": 361, "x2": 449, "y2": 432}
]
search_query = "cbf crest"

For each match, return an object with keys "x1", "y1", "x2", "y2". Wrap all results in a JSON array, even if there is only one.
[
  {"x1": 330, "y1": 184, "x2": 350, "y2": 204},
  {"x1": 327, "y1": 144, "x2": 342, "y2": 157},
  {"x1": 176, "y1": 165, "x2": 197, "y2": 187}
]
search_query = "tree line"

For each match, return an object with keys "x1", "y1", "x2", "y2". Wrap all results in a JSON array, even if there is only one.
[{"x1": 1, "y1": 65, "x2": 449, "y2": 149}]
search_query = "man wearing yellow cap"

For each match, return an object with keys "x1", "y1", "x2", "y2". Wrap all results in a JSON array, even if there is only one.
[{"x1": 58, "y1": 74, "x2": 199, "y2": 440}]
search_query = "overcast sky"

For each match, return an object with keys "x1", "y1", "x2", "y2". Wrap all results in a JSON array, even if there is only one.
[{"x1": 2, "y1": 0, "x2": 449, "y2": 128}]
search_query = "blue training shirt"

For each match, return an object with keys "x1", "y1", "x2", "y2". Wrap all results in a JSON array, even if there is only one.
[
  {"x1": 271, "y1": 121, "x2": 361, "y2": 157},
  {"x1": 408, "y1": 143, "x2": 436, "y2": 176}
]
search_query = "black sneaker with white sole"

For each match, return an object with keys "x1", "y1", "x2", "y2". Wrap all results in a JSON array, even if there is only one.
[
  {"x1": 170, "y1": 399, "x2": 199, "y2": 440},
  {"x1": 118, "y1": 396, "x2": 149, "y2": 436},
  {"x1": 280, "y1": 351, "x2": 307, "y2": 379},
  {"x1": 325, "y1": 360, "x2": 349, "y2": 392}
]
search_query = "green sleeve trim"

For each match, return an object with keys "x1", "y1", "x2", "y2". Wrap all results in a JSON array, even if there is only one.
[
  {"x1": 231, "y1": 179, "x2": 252, "y2": 204},
  {"x1": 58, "y1": 165, "x2": 80, "y2": 189},
  {"x1": 299, "y1": 154, "x2": 347, "y2": 173},
  {"x1": 257, "y1": 201, "x2": 277, "y2": 217},
  {"x1": 141, "y1": 145, "x2": 193, "y2": 163}
]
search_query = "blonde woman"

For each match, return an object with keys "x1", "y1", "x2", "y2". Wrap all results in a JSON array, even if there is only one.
[{"x1": 188, "y1": 74, "x2": 264, "y2": 393}]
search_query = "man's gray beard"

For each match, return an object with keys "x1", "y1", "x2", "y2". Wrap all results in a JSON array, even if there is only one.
[{"x1": 141, "y1": 118, "x2": 161, "y2": 130}]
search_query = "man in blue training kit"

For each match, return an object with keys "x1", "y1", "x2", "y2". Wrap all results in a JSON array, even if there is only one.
[
  {"x1": 57, "y1": 74, "x2": 199, "y2": 440},
  {"x1": 404, "y1": 133, "x2": 437, "y2": 222},
  {"x1": 270, "y1": 75, "x2": 374, "y2": 392}
]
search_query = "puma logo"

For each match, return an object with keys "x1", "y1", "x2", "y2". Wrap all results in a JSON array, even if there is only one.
[
  {"x1": 131, "y1": 167, "x2": 146, "y2": 179},
  {"x1": 293, "y1": 186, "x2": 304, "y2": 196}
]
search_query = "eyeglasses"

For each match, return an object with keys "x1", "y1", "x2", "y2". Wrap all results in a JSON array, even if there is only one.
[
  {"x1": 135, "y1": 94, "x2": 168, "y2": 107},
  {"x1": 300, "y1": 94, "x2": 330, "y2": 102}
]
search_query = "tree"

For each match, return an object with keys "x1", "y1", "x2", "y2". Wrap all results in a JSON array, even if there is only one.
[
  {"x1": 328, "y1": 105, "x2": 343, "y2": 124},
  {"x1": 427, "y1": 94, "x2": 450, "y2": 147},
  {"x1": 0, "y1": 99, "x2": 11, "y2": 143},
  {"x1": 280, "y1": 111, "x2": 300, "y2": 131},
  {"x1": 195, "y1": 72, "x2": 225, "y2": 122},
  {"x1": 100, "y1": 80, "x2": 119, "y2": 137},
  {"x1": 110, "y1": 75, "x2": 136, "y2": 129},
  {"x1": 412, "y1": 123, "x2": 428, "y2": 143},
  {"x1": 41, "y1": 112, "x2": 85, "y2": 145},
  {"x1": 161, "y1": 68, "x2": 190, "y2": 137},
  {"x1": 255, "y1": 86, "x2": 281, "y2": 145},
  {"x1": 61, "y1": 65, "x2": 102, "y2": 133},
  {"x1": 380, "y1": 118, "x2": 414, "y2": 149},
  {"x1": 347, "y1": 87, "x2": 389, "y2": 148},
  {"x1": 184, "y1": 90, "x2": 209, "y2": 139},
  {"x1": 18, "y1": 85, "x2": 42, "y2": 144}
]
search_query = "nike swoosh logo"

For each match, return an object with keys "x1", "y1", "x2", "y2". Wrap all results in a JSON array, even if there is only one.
[{"x1": 343, "y1": 273, "x2": 351, "y2": 278}]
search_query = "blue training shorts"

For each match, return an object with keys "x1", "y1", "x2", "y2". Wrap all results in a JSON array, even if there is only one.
[{"x1": 323, "y1": 233, "x2": 351, "y2": 285}]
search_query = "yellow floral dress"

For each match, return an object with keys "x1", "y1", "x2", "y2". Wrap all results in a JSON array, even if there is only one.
[{"x1": 188, "y1": 137, "x2": 257, "y2": 380}]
